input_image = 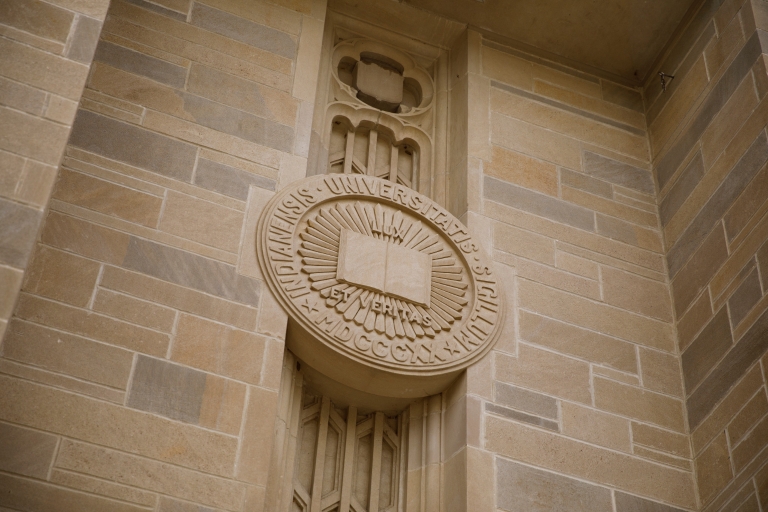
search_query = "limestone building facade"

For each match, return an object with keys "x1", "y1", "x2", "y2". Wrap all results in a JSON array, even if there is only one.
[{"x1": 1, "y1": 0, "x2": 768, "y2": 510}]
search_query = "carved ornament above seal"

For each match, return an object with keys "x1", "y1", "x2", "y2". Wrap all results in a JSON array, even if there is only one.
[{"x1": 257, "y1": 175, "x2": 504, "y2": 395}]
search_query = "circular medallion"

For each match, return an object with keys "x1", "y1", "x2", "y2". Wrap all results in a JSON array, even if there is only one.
[{"x1": 257, "y1": 174, "x2": 504, "y2": 397}]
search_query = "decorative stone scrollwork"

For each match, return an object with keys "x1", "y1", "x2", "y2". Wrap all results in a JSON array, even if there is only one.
[{"x1": 257, "y1": 174, "x2": 504, "y2": 397}]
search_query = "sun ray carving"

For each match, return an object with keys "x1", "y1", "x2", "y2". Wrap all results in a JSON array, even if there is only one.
[{"x1": 300, "y1": 202, "x2": 468, "y2": 341}]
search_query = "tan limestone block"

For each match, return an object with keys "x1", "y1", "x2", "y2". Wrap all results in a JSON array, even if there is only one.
[
  {"x1": 701, "y1": 67, "x2": 759, "y2": 169},
  {"x1": 467, "y1": 350, "x2": 493, "y2": 401},
  {"x1": 731, "y1": 413, "x2": 768, "y2": 472},
  {"x1": 0, "y1": 375, "x2": 239, "y2": 475},
  {"x1": 714, "y1": 0, "x2": 747, "y2": 32},
  {"x1": 22, "y1": 245, "x2": 100, "y2": 307},
  {"x1": 173, "y1": 314, "x2": 266, "y2": 385},
  {"x1": 601, "y1": 266, "x2": 673, "y2": 322},
  {"x1": 0, "y1": 38, "x2": 90, "y2": 100},
  {"x1": 519, "y1": 279, "x2": 676, "y2": 351},
  {"x1": 0, "y1": 358, "x2": 125, "y2": 404},
  {"x1": 484, "y1": 416, "x2": 697, "y2": 509},
  {"x1": 561, "y1": 401, "x2": 631, "y2": 452},
  {"x1": 692, "y1": 365, "x2": 764, "y2": 455},
  {"x1": 495, "y1": 251, "x2": 600, "y2": 301},
  {"x1": 696, "y1": 432, "x2": 734, "y2": 505},
  {"x1": 243, "y1": 485, "x2": 267, "y2": 512},
  {"x1": 555, "y1": 250, "x2": 599, "y2": 280},
  {"x1": 557, "y1": 241, "x2": 666, "y2": 282},
  {"x1": 256, "y1": 288, "x2": 288, "y2": 340},
  {"x1": 159, "y1": 191, "x2": 244, "y2": 254},
  {"x1": 562, "y1": 186, "x2": 658, "y2": 227},
  {"x1": 149, "y1": 0, "x2": 191, "y2": 14},
  {"x1": 486, "y1": 145, "x2": 558, "y2": 196},
  {"x1": 198, "y1": 374, "x2": 247, "y2": 435},
  {"x1": 293, "y1": 15, "x2": 325, "y2": 102},
  {"x1": 490, "y1": 87, "x2": 648, "y2": 161},
  {"x1": 93, "y1": 289, "x2": 176, "y2": 332},
  {"x1": 53, "y1": 168, "x2": 164, "y2": 228},
  {"x1": 710, "y1": 210, "x2": 768, "y2": 301},
  {"x1": 631, "y1": 422, "x2": 691, "y2": 458},
  {"x1": 44, "y1": 95, "x2": 79, "y2": 125},
  {"x1": 3, "y1": 316, "x2": 133, "y2": 389},
  {"x1": 495, "y1": 343, "x2": 591, "y2": 404},
  {"x1": 728, "y1": 390, "x2": 768, "y2": 445},
  {"x1": 40, "y1": 211, "x2": 131, "y2": 265},
  {"x1": 0, "y1": 106, "x2": 71, "y2": 166},
  {"x1": 0, "y1": 265, "x2": 23, "y2": 319},
  {"x1": 493, "y1": 222, "x2": 555, "y2": 265},
  {"x1": 593, "y1": 365, "x2": 640, "y2": 386},
  {"x1": 55, "y1": 439, "x2": 245, "y2": 509},
  {"x1": 492, "y1": 259, "x2": 517, "y2": 355},
  {"x1": 278, "y1": 153, "x2": 308, "y2": 189},
  {"x1": 50, "y1": 470, "x2": 158, "y2": 508},
  {"x1": 0, "y1": 421, "x2": 58, "y2": 479},
  {"x1": 678, "y1": 292, "x2": 713, "y2": 351},
  {"x1": 594, "y1": 376, "x2": 685, "y2": 432},
  {"x1": 196, "y1": 0, "x2": 302, "y2": 34},
  {"x1": 650, "y1": 57, "x2": 709, "y2": 156},
  {"x1": 481, "y1": 46, "x2": 532, "y2": 90},
  {"x1": 239, "y1": 185, "x2": 276, "y2": 281},
  {"x1": 491, "y1": 112, "x2": 581, "y2": 169},
  {"x1": 632, "y1": 445, "x2": 692, "y2": 471},
  {"x1": 15, "y1": 292, "x2": 170, "y2": 356},
  {"x1": 518, "y1": 310, "x2": 637, "y2": 373},
  {"x1": 639, "y1": 348, "x2": 684, "y2": 398},
  {"x1": 0, "y1": 472, "x2": 146, "y2": 512},
  {"x1": 12, "y1": 160, "x2": 58, "y2": 208},
  {"x1": 81, "y1": 88, "x2": 145, "y2": 115},
  {"x1": 532, "y1": 63, "x2": 601, "y2": 98},
  {"x1": 466, "y1": 448, "x2": 494, "y2": 512},
  {"x1": 100, "y1": 266, "x2": 258, "y2": 331},
  {"x1": 236, "y1": 386, "x2": 279, "y2": 485},
  {"x1": 259, "y1": 337, "x2": 285, "y2": 390},
  {"x1": 0, "y1": 0, "x2": 75, "y2": 42},
  {"x1": 753, "y1": 55, "x2": 768, "y2": 100},
  {"x1": 468, "y1": 73, "x2": 491, "y2": 161},
  {"x1": 706, "y1": 14, "x2": 747, "y2": 84}
]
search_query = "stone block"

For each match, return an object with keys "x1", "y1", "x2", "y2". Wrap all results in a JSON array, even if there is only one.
[
  {"x1": 639, "y1": 348, "x2": 683, "y2": 398},
  {"x1": 16, "y1": 292, "x2": 170, "y2": 356},
  {"x1": 482, "y1": 46, "x2": 532, "y2": 90},
  {"x1": 562, "y1": 168, "x2": 613, "y2": 199},
  {"x1": 0, "y1": 197, "x2": 42, "y2": 268},
  {"x1": 561, "y1": 402, "x2": 631, "y2": 452},
  {"x1": 519, "y1": 310, "x2": 637, "y2": 373},
  {"x1": 0, "y1": 472, "x2": 146, "y2": 512},
  {"x1": 532, "y1": 63, "x2": 601, "y2": 98},
  {"x1": 485, "y1": 176, "x2": 595, "y2": 231},
  {"x1": 93, "y1": 289, "x2": 176, "y2": 332},
  {"x1": 493, "y1": 222, "x2": 555, "y2": 265},
  {"x1": 44, "y1": 95, "x2": 79, "y2": 125},
  {"x1": 195, "y1": 158, "x2": 276, "y2": 201},
  {"x1": 491, "y1": 112, "x2": 581, "y2": 169},
  {"x1": 496, "y1": 457, "x2": 613, "y2": 512},
  {"x1": 0, "y1": 421, "x2": 58, "y2": 478},
  {"x1": 190, "y1": 3, "x2": 296, "y2": 58},
  {"x1": 614, "y1": 491, "x2": 687, "y2": 512},
  {"x1": 53, "y1": 168, "x2": 163, "y2": 227},
  {"x1": 697, "y1": 432, "x2": 733, "y2": 505},
  {"x1": 0, "y1": 264, "x2": 23, "y2": 318},
  {"x1": 632, "y1": 421, "x2": 691, "y2": 459},
  {"x1": 519, "y1": 279, "x2": 676, "y2": 351},
  {"x1": 485, "y1": 416, "x2": 697, "y2": 509},
  {"x1": 236, "y1": 386, "x2": 279, "y2": 485},
  {"x1": 732, "y1": 414, "x2": 768, "y2": 471},
  {"x1": 494, "y1": 381, "x2": 558, "y2": 420},
  {"x1": 0, "y1": 0, "x2": 74, "y2": 42},
  {"x1": 677, "y1": 292, "x2": 713, "y2": 352},
  {"x1": 601, "y1": 82, "x2": 644, "y2": 112},
  {"x1": 486, "y1": 145, "x2": 558, "y2": 196},
  {"x1": 485, "y1": 403, "x2": 559, "y2": 432},
  {"x1": 94, "y1": 40, "x2": 187, "y2": 88},
  {"x1": 725, "y1": 164, "x2": 768, "y2": 242},
  {"x1": 198, "y1": 0, "x2": 302, "y2": 33},
  {"x1": 0, "y1": 75, "x2": 46, "y2": 116},
  {"x1": 0, "y1": 37, "x2": 90, "y2": 100},
  {"x1": 594, "y1": 376, "x2": 685, "y2": 432},
  {"x1": 100, "y1": 266, "x2": 258, "y2": 330},
  {"x1": 3, "y1": 317, "x2": 133, "y2": 389},
  {"x1": 69, "y1": 110, "x2": 197, "y2": 181},
  {"x1": 158, "y1": 191, "x2": 244, "y2": 253},
  {"x1": 602, "y1": 267, "x2": 673, "y2": 322},
  {"x1": 55, "y1": 440, "x2": 245, "y2": 510},
  {"x1": 555, "y1": 250, "x2": 599, "y2": 280},
  {"x1": 728, "y1": 267, "x2": 763, "y2": 327},
  {"x1": 67, "y1": 14, "x2": 103, "y2": 63},
  {"x1": 582, "y1": 151, "x2": 654, "y2": 194},
  {"x1": 671, "y1": 224, "x2": 729, "y2": 317},
  {"x1": 728, "y1": 390, "x2": 768, "y2": 446},
  {"x1": 50, "y1": 469, "x2": 158, "y2": 508},
  {"x1": 660, "y1": 151, "x2": 705, "y2": 227},
  {"x1": 173, "y1": 314, "x2": 266, "y2": 385},
  {"x1": 40, "y1": 211, "x2": 131, "y2": 265},
  {"x1": 668, "y1": 131, "x2": 768, "y2": 277},
  {"x1": 0, "y1": 106, "x2": 71, "y2": 166},
  {"x1": 495, "y1": 344, "x2": 591, "y2": 404}
]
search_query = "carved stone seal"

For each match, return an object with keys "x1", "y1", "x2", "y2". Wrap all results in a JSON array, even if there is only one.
[{"x1": 257, "y1": 174, "x2": 504, "y2": 397}]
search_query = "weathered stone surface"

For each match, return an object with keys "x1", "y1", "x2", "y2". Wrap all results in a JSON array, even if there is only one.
[
  {"x1": 696, "y1": 432, "x2": 733, "y2": 504},
  {"x1": 668, "y1": 132, "x2": 768, "y2": 277},
  {"x1": 1, "y1": 106, "x2": 71, "y2": 165},
  {"x1": 496, "y1": 457, "x2": 612, "y2": 512},
  {"x1": 94, "y1": 40, "x2": 187, "y2": 88},
  {"x1": 660, "y1": 151, "x2": 704, "y2": 227},
  {"x1": 688, "y1": 308, "x2": 768, "y2": 428},
  {"x1": 190, "y1": 3, "x2": 296, "y2": 58},
  {"x1": 582, "y1": 151, "x2": 654, "y2": 194},
  {"x1": 0, "y1": 422, "x2": 58, "y2": 478},
  {"x1": 485, "y1": 176, "x2": 594, "y2": 231},
  {"x1": 671, "y1": 224, "x2": 729, "y2": 317},
  {"x1": 0, "y1": 197, "x2": 42, "y2": 268},
  {"x1": 486, "y1": 145, "x2": 558, "y2": 196},
  {"x1": 195, "y1": 158, "x2": 276, "y2": 200},
  {"x1": 682, "y1": 308, "x2": 732, "y2": 394},
  {"x1": 128, "y1": 355, "x2": 206, "y2": 424},
  {"x1": 69, "y1": 110, "x2": 197, "y2": 181},
  {"x1": 122, "y1": 237, "x2": 259, "y2": 306}
]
